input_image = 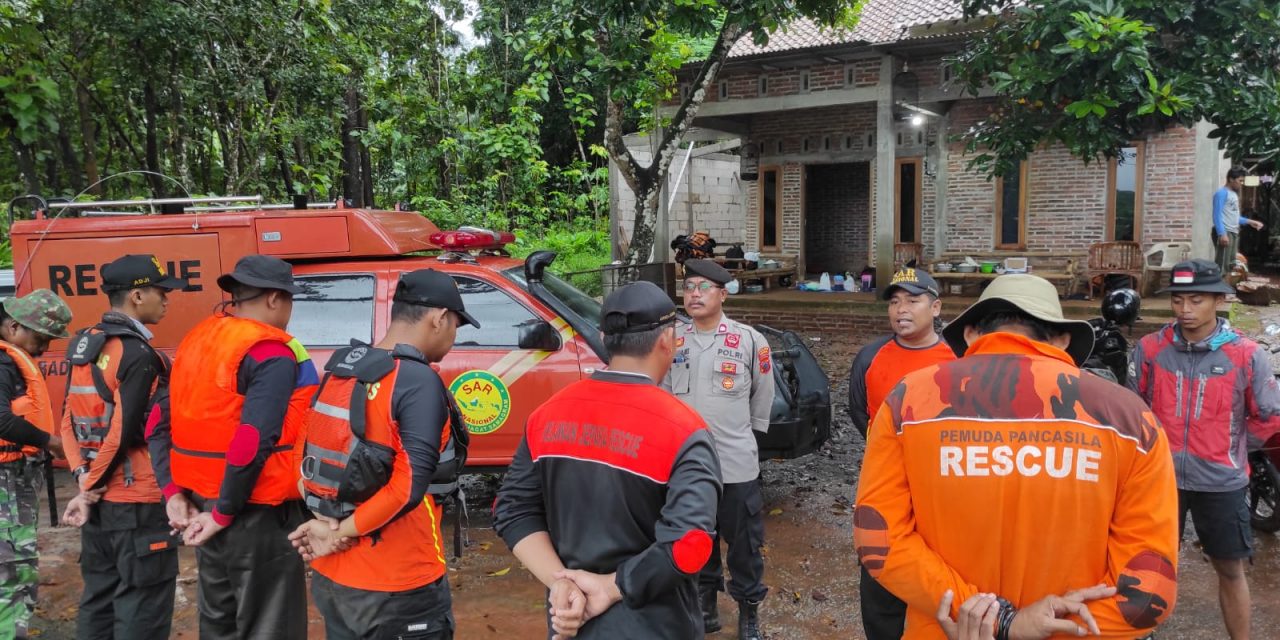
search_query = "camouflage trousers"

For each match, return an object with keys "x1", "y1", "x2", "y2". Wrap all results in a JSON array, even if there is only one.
[{"x1": 0, "y1": 460, "x2": 42, "y2": 640}]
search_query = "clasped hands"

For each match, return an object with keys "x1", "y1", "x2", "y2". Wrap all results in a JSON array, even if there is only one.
[{"x1": 545, "y1": 569, "x2": 622, "y2": 639}]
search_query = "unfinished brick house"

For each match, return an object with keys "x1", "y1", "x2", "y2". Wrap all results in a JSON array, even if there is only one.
[{"x1": 618, "y1": 0, "x2": 1228, "y2": 292}]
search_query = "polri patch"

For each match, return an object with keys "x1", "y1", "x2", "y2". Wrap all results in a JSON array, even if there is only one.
[{"x1": 724, "y1": 333, "x2": 741, "y2": 348}]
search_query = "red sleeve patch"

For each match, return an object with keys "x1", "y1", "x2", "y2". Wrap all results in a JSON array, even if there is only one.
[
  {"x1": 672, "y1": 528, "x2": 713, "y2": 574},
  {"x1": 225, "y1": 423, "x2": 261, "y2": 467}
]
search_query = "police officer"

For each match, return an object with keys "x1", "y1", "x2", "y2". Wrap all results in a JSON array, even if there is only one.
[
  {"x1": 149, "y1": 255, "x2": 319, "y2": 639},
  {"x1": 0, "y1": 289, "x2": 72, "y2": 639},
  {"x1": 288, "y1": 269, "x2": 475, "y2": 640},
  {"x1": 60, "y1": 254, "x2": 187, "y2": 640},
  {"x1": 663, "y1": 259, "x2": 775, "y2": 640},
  {"x1": 494, "y1": 281, "x2": 721, "y2": 638}
]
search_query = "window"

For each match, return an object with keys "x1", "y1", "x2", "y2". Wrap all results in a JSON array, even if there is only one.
[
  {"x1": 775, "y1": 140, "x2": 784, "y2": 154},
  {"x1": 896, "y1": 158, "x2": 922, "y2": 243},
  {"x1": 866, "y1": 133, "x2": 875, "y2": 149},
  {"x1": 995, "y1": 160, "x2": 1030, "y2": 249},
  {"x1": 802, "y1": 138, "x2": 811, "y2": 152},
  {"x1": 844, "y1": 135, "x2": 854, "y2": 150},
  {"x1": 718, "y1": 80, "x2": 728, "y2": 100},
  {"x1": 823, "y1": 136, "x2": 831, "y2": 151},
  {"x1": 451, "y1": 276, "x2": 541, "y2": 348},
  {"x1": 799, "y1": 70, "x2": 811, "y2": 93},
  {"x1": 758, "y1": 76, "x2": 769, "y2": 96},
  {"x1": 288, "y1": 274, "x2": 376, "y2": 348},
  {"x1": 760, "y1": 167, "x2": 782, "y2": 249},
  {"x1": 845, "y1": 64, "x2": 856, "y2": 87},
  {"x1": 941, "y1": 62, "x2": 954, "y2": 83},
  {"x1": 1107, "y1": 144, "x2": 1145, "y2": 242}
]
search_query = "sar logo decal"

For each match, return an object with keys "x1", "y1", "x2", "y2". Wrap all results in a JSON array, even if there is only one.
[{"x1": 449, "y1": 370, "x2": 512, "y2": 435}]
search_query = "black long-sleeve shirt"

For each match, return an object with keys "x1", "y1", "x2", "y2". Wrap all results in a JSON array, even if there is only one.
[{"x1": 494, "y1": 370, "x2": 722, "y2": 639}]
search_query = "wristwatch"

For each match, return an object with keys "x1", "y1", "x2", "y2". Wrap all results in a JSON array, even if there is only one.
[{"x1": 71, "y1": 465, "x2": 89, "y2": 481}]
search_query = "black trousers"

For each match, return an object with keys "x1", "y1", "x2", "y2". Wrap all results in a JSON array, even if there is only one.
[
  {"x1": 313, "y1": 572, "x2": 454, "y2": 640},
  {"x1": 859, "y1": 563, "x2": 906, "y2": 640},
  {"x1": 699, "y1": 479, "x2": 767, "y2": 603},
  {"x1": 76, "y1": 501, "x2": 178, "y2": 640},
  {"x1": 193, "y1": 499, "x2": 308, "y2": 640}
]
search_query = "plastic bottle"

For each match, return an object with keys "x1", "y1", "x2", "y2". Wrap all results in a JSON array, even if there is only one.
[{"x1": 819, "y1": 272, "x2": 832, "y2": 291}]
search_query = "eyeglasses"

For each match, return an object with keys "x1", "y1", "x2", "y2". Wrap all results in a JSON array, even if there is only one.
[{"x1": 682, "y1": 281, "x2": 721, "y2": 292}]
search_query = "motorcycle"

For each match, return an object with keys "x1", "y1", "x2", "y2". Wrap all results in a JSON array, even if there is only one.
[{"x1": 1250, "y1": 414, "x2": 1280, "y2": 533}]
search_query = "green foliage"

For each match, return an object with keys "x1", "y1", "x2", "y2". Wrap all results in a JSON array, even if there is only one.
[
  {"x1": 508, "y1": 217, "x2": 611, "y2": 297},
  {"x1": 958, "y1": 0, "x2": 1280, "y2": 177}
]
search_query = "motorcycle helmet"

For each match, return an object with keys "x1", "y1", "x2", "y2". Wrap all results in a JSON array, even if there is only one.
[{"x1": 1102, "y1": 288, "x2": 1141, "y2": 326}]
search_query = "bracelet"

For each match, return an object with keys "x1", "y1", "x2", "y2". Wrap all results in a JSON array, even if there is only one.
[{"x1": 995, "y1": 597, "x2": 1017, "y2": 640}]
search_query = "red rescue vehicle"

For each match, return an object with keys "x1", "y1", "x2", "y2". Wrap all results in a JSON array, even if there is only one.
[{"x1": 8, "y1": 195, "x2": 830, "y2": 469}]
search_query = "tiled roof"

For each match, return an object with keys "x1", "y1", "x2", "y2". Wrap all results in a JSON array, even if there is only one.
[{"x1": 727, "y1": 0, "x2": 968, "y2": 58}]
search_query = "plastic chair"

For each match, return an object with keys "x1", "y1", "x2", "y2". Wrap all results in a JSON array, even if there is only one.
[{"x1": 1142, "y1": 242, "x2": 1191, "y2": 295}]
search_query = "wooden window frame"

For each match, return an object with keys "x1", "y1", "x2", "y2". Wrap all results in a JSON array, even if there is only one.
[
  {"x1": 1105, "y1": 142, "x2": 1145, "y2": 242},
  {"x1": 759, "y1": 166, "x2": 783, "y2": 250},
  {"x1": 994, "y1": 160, "x2": 1030, "y2": 249},
  {"x1": 895, "y1": 157, "x2": 923, "y2": 244}
]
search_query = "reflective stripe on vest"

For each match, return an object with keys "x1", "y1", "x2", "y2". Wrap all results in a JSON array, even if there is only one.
[{"x1": 0, "y1": 341, "x2": 54, "y2": 464}]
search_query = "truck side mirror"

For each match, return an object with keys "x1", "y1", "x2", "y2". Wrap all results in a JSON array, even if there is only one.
[{"x1": 518, "y1": 320, "x2": 561, "y2": 351}]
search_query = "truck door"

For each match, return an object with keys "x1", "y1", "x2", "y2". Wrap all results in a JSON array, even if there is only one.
[{"x1": 439, "y1": 274, "x2": 582, "y2": 468}]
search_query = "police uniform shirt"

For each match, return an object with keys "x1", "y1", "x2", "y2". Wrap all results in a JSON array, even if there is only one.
[{"x1": 663, "y1": 314, "x2": 775, "y2": 484}]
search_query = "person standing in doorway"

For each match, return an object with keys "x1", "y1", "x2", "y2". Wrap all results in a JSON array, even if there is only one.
[
  {"x1": 1128, "y1": 259, "x2": 1280, "y2": 640},
  {"x1": 847, "y1": 267, "x2": 955, "y2": 639},
  {"x1": 663, "y1": 259, "x2": 774, "y2": 640},
  {"x1": 1213, "y1": 166, "x2": 1264, "y2": 274}
]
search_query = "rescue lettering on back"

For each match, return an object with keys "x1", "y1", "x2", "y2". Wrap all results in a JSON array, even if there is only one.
[
  {"x1": 936, "y1": 428, "x2": 1105, "y2": 483},
  {"x1": 48, "y1": 259, "x2": 203, "y2": 296}
]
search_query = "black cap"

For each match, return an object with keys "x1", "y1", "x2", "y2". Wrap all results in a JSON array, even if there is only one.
[
  {"x1": 393, "y1": 269, "x2": 480, "y2": 328},
  {"x1": 1159, "y1": 258, "x2": 1234, "y2": 295},
  {"x1": 601, "y1": 281, "x2": 677, "y2": 335},
  {"x1": 882, "y1": 267, "x2": 941, "y2": 300},
  {"x1": 101, "y1": 254, "x2": 189, "y2": 292},
  {"x1": 682, "y1": 259, "x2": 733, "y2": 285},
  {"x1": 217, "y1": 255, "x2": 303, "y2": 295}
]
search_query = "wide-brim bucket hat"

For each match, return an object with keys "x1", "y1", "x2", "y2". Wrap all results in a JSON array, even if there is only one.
[{"x1": 942, "y1": 274, "x2": 1095, "y2": 365}]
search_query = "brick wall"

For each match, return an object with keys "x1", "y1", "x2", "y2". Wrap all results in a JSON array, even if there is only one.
[
  {"x1": 805, "y1": 163, "x2": 871, "y2": 274},
  {"x1": 751, "y1": 103, "x2": 877, "y2": 156},
  {"x1": 1142, "y1": 126, "x2": 1196, "y2": 245},
  {"x1": 1024, "y1": 145, "x2": 1108, "y2": 251},
  {"x1": 728, "y1": 307, "x2": 886, "y2": 335}
]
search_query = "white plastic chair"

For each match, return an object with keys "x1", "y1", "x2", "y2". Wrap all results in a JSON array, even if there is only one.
[{"x1": 1143, "y1": 242, "x2": 1192, "y2": 295}]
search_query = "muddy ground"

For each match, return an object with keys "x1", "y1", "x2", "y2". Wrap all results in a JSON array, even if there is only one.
[{"x1": 30, "y1": 323, "x2": 1280, "y2": 639}]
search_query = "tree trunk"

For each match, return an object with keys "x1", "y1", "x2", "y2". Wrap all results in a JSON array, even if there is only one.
[
  {"x1": 358, "y1": 101, "x2": 374, "y2": 207},
  {"x1": 170, "y1": 52, "x2": 190, "y2": 189},
  {"x1": 44, "y1": 141, "x2": 60, "y2": 195},
  {"x1": 12, "y1": 138, "x2": 41, "y2": 196},
  {"x1": 75, "y1": 82, "x2": 100, "y2": 194},
  {"x1": 58, "y1": 128, "x2": 85, "y2": 194},
  {"x1": 341, "y1": 81, "x2": 364, "y2": 207},
  {"x1": 262, "y1": 77, "x2": 294, "y2": 197},
  {"x1": 142, "y1": 74, "x2": 164, "y2": 194}
]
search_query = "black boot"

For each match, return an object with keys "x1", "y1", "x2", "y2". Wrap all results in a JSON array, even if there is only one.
[
  {"x1": 738, "y1": 600, "x2": 762, "y2": 640},
  {"x1": 700, "y1": 587, "x2": 722, "y2": 633}
]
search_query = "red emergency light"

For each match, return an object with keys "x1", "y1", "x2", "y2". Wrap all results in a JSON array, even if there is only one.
[{"x1": 430, "y1": 228, "x2": 515, "y2": 251}]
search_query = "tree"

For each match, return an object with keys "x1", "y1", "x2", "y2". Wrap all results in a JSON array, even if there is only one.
[
  {"x1": 522, "y1": 0, "x2": 863, "y2": 264},
  {"x1": 957, "y1": 0, "x2": 1280, "y2": 177}
]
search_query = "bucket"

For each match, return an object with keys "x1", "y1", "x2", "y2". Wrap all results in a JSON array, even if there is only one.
[{"x1": 980, "y1": 262, "x2": 999, "y2": 274}]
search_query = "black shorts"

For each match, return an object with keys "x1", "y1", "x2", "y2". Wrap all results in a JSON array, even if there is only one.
[{"x1": 1178, "y1": 488, "x2": 1253, "y2": 560}]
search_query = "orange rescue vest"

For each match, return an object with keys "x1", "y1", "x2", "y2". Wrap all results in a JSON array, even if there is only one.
[
  {"x1": 301, "y1": 343, "x2": 466, "y2": 519},
  {"x1": 168, "y1": 314, "x2": 314, "y2": 504},
  {"x1": 0, "y1": 340, "x2": 54, "y2": 463},
  {"x1": 64, "y1": 323, "x2": 166, "y2": 495}
]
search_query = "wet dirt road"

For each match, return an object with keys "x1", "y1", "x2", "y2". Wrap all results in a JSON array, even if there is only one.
[{"x1": 31, "y1": 328, "x2": 1280, "y2": 639}]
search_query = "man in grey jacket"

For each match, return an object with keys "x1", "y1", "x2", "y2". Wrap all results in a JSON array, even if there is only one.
[{"x1": 1128, "y1": 259, "x2": 1280, "y2": 640}]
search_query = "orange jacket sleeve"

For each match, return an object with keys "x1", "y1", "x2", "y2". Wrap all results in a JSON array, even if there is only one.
[
  {"x1": 854, "y1": 404, "x2": 982, "y2": 617},
  {"x1": 1081, "y1": 415, "x2": 1179, "y2": 637}
]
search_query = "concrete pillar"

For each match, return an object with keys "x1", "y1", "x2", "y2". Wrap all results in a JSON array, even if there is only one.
[
  {"x1": 654, "y1": 128, "x2": 671, "y2": 263},
  {"x1": 874, "y1": 54, "x2": 898, "y2": 288},
  {"x1": 933, "y1": 112, "x2": 950, "y2": 259},
  {"x1": 1192, "y1": 119, "x2": 1223, "y2": 260}
]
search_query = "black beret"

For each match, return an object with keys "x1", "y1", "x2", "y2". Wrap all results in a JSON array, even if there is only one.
[
  {"x1": 601, "y1": 281, "x2": 677, "y2": 335},
  {"x1": 682, "y1": 259, "x2": 732, "y2": 285}
]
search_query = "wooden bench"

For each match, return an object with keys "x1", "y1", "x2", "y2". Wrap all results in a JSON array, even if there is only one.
[{"x1": 930, "y1": 251, "x2": 1086, "y2": 297}]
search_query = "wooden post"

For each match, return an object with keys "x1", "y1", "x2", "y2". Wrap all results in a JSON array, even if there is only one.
[{"x1": 874, "y1": 55, "x2": 898, "y2": 289}]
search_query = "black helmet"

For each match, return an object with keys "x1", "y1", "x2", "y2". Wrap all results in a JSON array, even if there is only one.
[{"x1": 1102, "y1": 288, "x2": 1141, "y2": 326}]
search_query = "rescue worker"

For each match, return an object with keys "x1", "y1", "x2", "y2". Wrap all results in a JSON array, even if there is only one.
[
  {"x1": 855, "y1": 274, "x2": 1180, "y2": 639},
  {"x1": 847, "y1": 267, "x2": 955, "y2": 639},
  {"x1": 0, "y1": 289, "x2": 71, "y2": 639},
  {"x1": 286, "y1": 269, "x2": 475, "y2": 639},
  {"x1": 59, "y1": 255, "x2": 187, "y2": 640},
  {"x1": 148, "y1": 255, "x2": 319, "y2": 639},
  {"x1": 493, "y1": 281, "x2": 722, "y2": 639},
  {"x1": 661, "y1": 258, "x2": 774, "y2": 640},
  {"x1": 1128, "y1": 259, "x2": 1280, "y2": 640}
]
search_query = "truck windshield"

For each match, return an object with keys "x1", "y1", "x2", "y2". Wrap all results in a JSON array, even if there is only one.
[{"x1": 503, "y1": 267, "x2": 601, "y2": 333}]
